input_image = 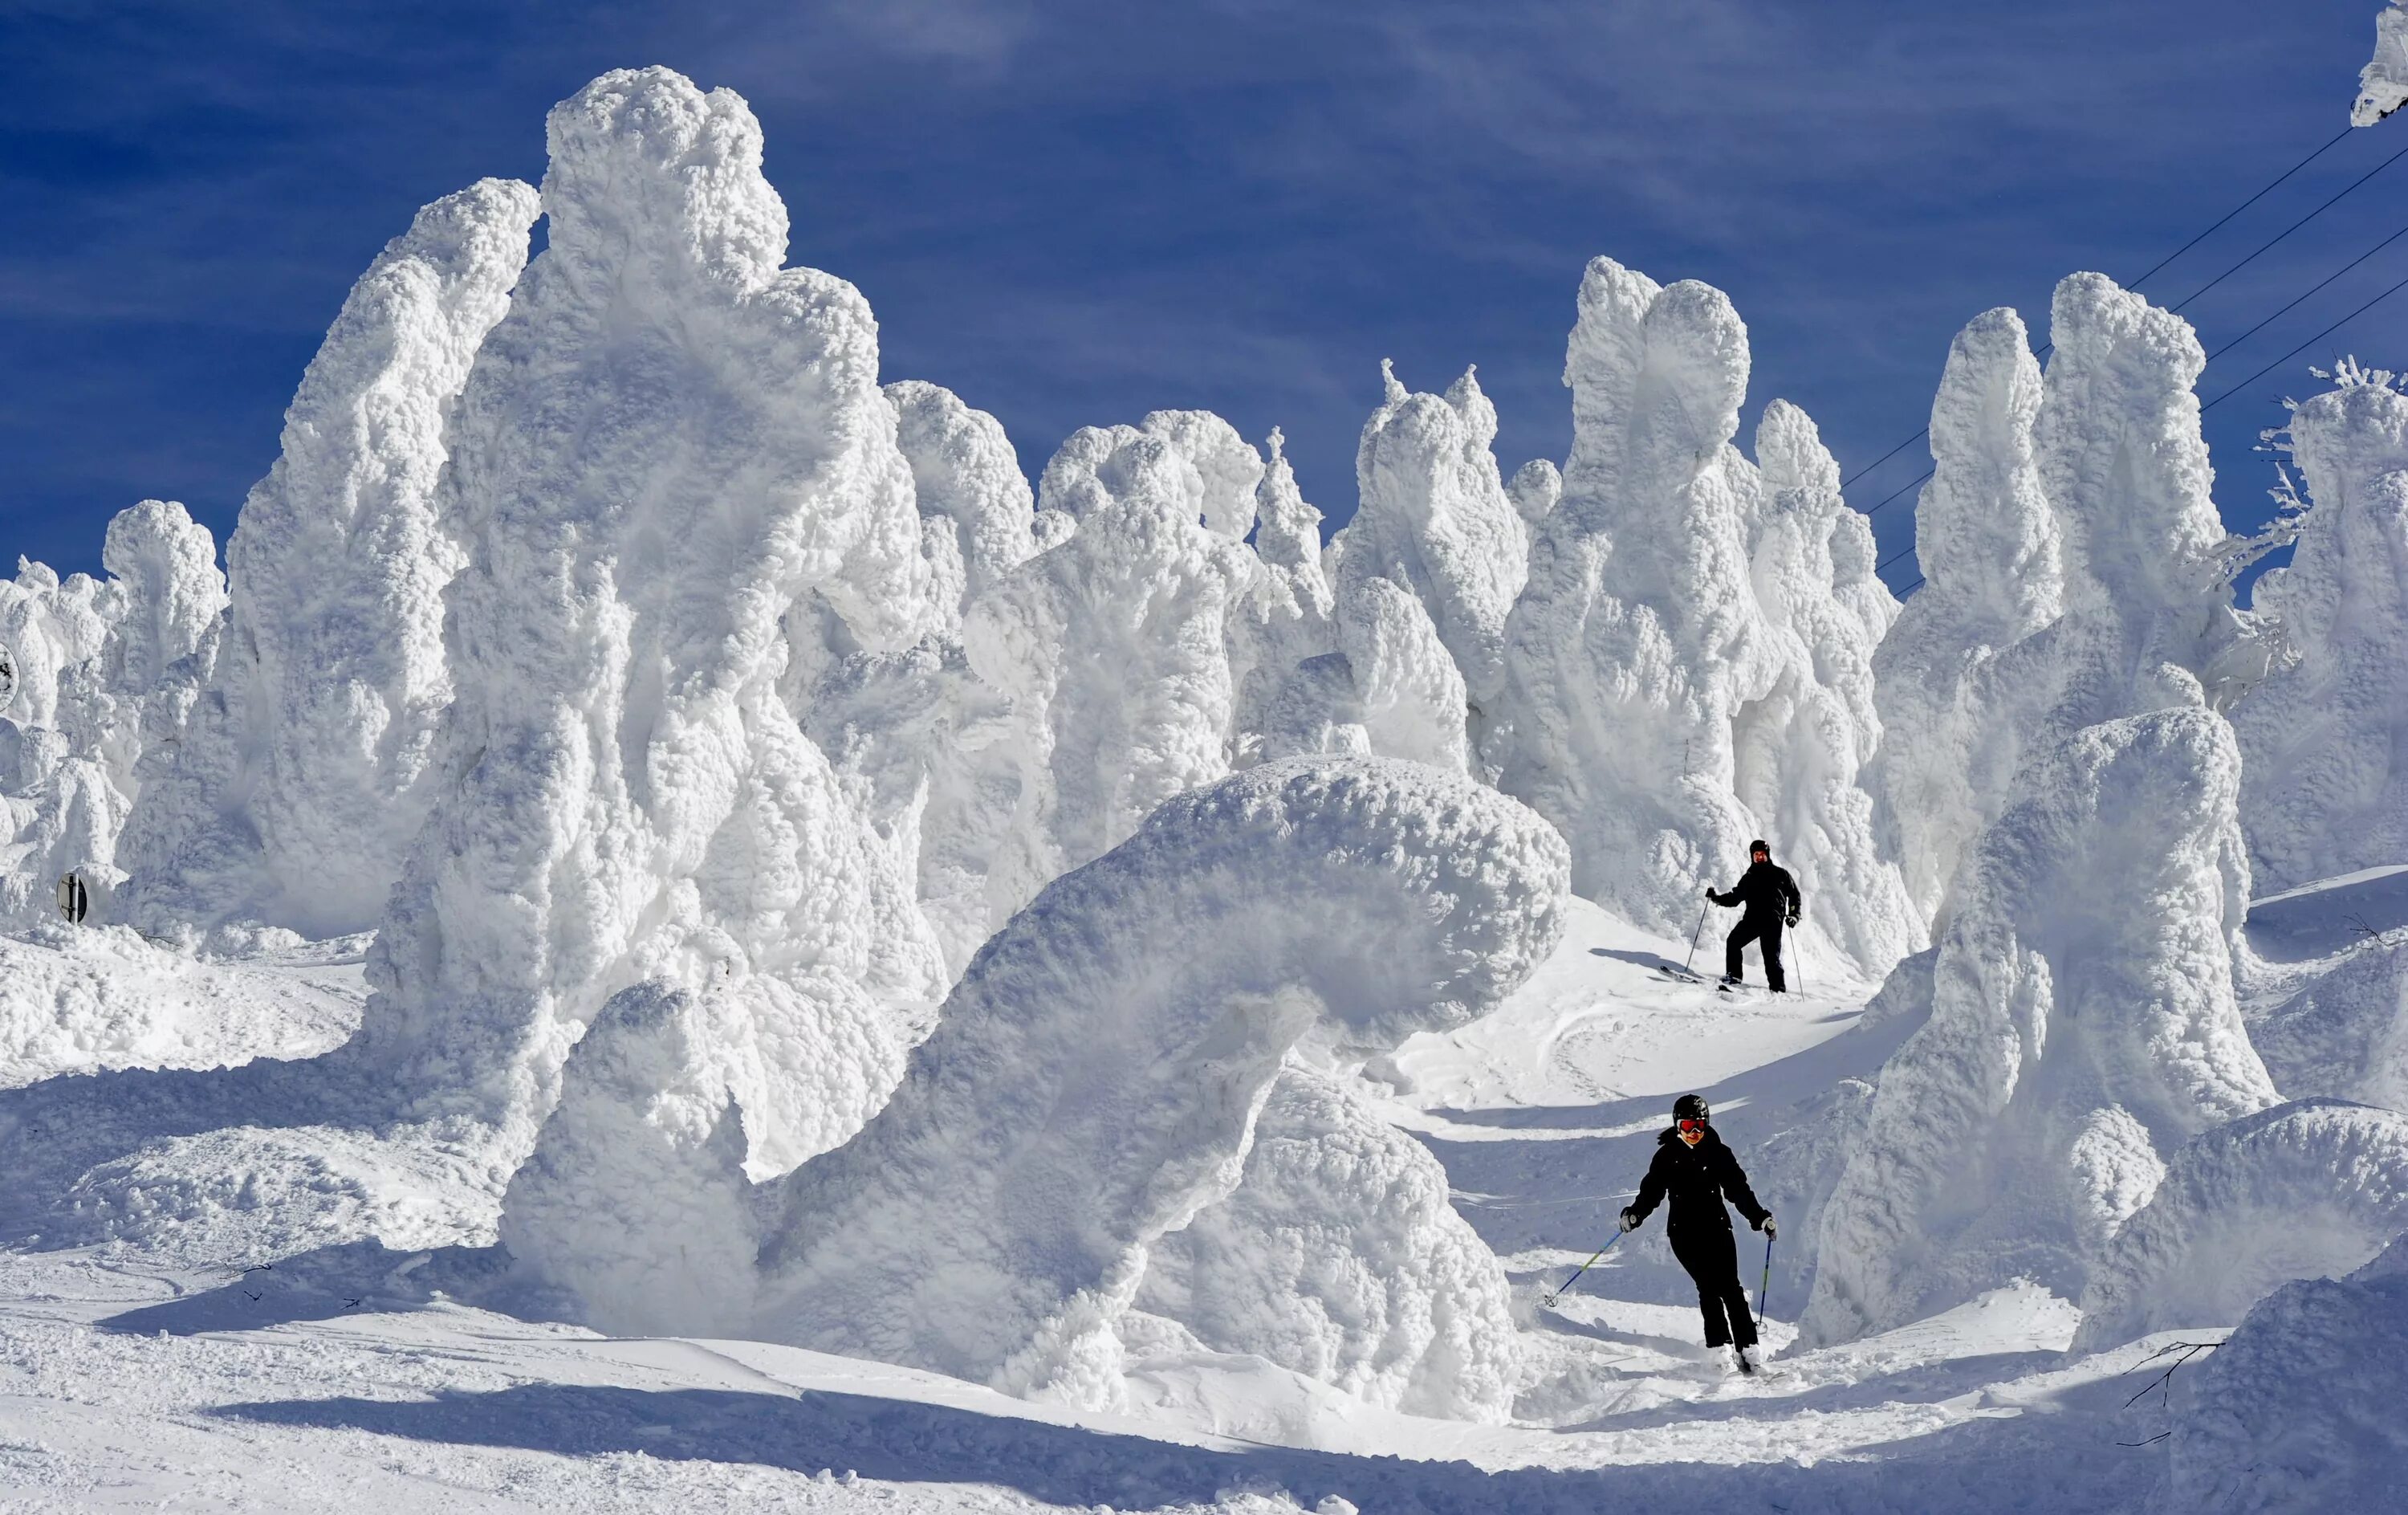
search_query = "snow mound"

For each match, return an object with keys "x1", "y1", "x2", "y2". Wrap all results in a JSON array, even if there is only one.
[
  {"x1": 0, "y1": 928, "x2": 360, "y2": 1089},
  {"x1": 2072, "y1": 1099, "x2": 2408, "y2": 1351},
  {"x1": 1806, "y1": 708, "x2": 2278, "y2": 1346},
  {"x1": 510, "y1": 759, "x2": 1567, "y2": 1411},
  {"x1": 2233, "y1": 371, "x2": 2408, "y2": 894},
  {"x1": 1137, "y1": 1063, "x2": 1519, "y2": 1423},
  {"x1": 2158, "y1": 1234, "x2": 2408, "y2": 1513},
  {"x1": 1489, "y1": 258, "x2": 1915, "y2": 976},
  {"x1": 2357, "y1": 2, "x2": 2408, "y2": 125},
  {"x1": 116, "y1": 179, "x2": 539, "y2": 941}
]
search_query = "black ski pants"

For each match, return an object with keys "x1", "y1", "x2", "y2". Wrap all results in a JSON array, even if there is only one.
[
  {"x1": 1726, "y1": 916, "x2": 1786, "y2": 992},
  {"x1": 1670, "y1": 1221, "x2": 1757, "y2": 1350}
]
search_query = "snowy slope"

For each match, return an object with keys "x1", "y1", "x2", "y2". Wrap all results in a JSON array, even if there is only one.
[{"x1": 0, "y1": 914, "x2": 2249, "y2": 1513}]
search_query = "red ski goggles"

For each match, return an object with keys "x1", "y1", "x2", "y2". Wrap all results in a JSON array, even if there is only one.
[{"x1": 1678, "y1": 1118, "x2": 1708, "y2": 1136}]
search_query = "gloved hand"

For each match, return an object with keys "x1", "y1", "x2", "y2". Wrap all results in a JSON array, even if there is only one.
[
  {"x1": 1618, "y1": 1208, "x2": 1639, "y2": 1233},
  {"x1": 1785, "y1": 911, "x2": 1799, "y2": 927},
  {"x1": 1758, "y1": 1216, "x2": 1778, "y2": 1239}
]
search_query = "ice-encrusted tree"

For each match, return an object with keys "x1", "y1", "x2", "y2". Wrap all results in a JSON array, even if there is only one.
[
  {"x1": 1869, "y1": 277, "x2": 2263, "y2": 931},
  {"x1": 2357, "y1": 1, "x2": 2408, "y2": 125},
  {"x1": 1228, "y1": 428, "x2": 1338, "y2": 762},
  {"x1": 1804, "y1": 708, "x2": 2279, "y2": 1346},
  {"x1": 0, "y1": 504, "x2": 223, "y2": 928},
  {"x1": 1491, "y1": 257, "x2": 1916, "y2": 975},
  {"x1": 504, "y1": 758, "x2": 1568, "y2": 1415},
  {"x1": 347, "y1": 67, "x2": 949, "y2": 1184},
  {"x1": 116, "y1": 180, "x2": 541, "y2": 941},
  {"x1": 2232, "y1": 369, "x2": 2408, "y2": 894},
  {"x1": 1328, "y1": 361, "x2": 1527, "y2": 775},
  {"x1": 964, "y1": 413, "x2": 1259, "y2": 916},
  {"x1": 1867, "y1": 309, "x2": 2062, "y2": 924}
]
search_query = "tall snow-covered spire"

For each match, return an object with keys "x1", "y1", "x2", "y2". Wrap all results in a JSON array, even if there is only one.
[
  {"x1": 116, "y1": 178, "x2": 540, "y2": 940},
  {"x1": 2233, "y1": 369, "x2": 2408, "y2": 891},
  {"x1": 1490, "y1": 256, "x2": 1916, "y2": 976},
  {"x1": 1868, "y1": 307, "x2": 2060, "y2": 922},
  {"x1": 355, "y1": 68, "x2": 946, "y2": 1182}
]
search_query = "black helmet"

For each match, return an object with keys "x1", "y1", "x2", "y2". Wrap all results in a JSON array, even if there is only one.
[
  {"x1": 1748, "y1": 839, "x2": 1771, "y2": 857},
  {"x1": 1673, "y1": 1093, "x2": 1710, "y2": 1122}
]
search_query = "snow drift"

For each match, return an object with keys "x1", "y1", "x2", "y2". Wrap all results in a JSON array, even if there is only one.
[
  {"x1": 1805, "y1": 708, "x2": 2278, "y2": 1346},
  {"x1": 117, "y1": 178, "x2": 541, "y2": 942},
  {"x1": 508, "y1": 758, "x2": 1568, "y2": 1414},
  {"x1": 2157, "y1": 1232, "x2": 2408, "y2": 1514}
]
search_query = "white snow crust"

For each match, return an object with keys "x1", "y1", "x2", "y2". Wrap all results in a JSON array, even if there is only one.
[{"x1": 2158, "y1": 1234, "x2": 2408, "y2": 1513}]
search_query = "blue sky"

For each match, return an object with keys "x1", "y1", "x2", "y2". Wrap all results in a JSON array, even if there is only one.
[{"x1": 1, "y1": 1, "x2": 2398, "y2": 588}]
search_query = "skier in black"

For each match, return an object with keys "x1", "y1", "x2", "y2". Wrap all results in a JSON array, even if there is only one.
[
  {"x1": 1708, "y1": 838, "x2": 1800, "y2": 992},
  {"x1": 1620, "y1": 1093, "x2": 1775, "y2": 1374}
]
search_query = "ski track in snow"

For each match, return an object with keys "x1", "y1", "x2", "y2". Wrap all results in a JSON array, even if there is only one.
[{"x1": 0, "y1": 901, "x2": 2207, "y2": 1511}]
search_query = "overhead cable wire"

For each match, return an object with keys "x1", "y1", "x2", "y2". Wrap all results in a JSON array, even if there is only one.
[
  {"x1": 1840, "y1": 124, "x2": 2360, "y2": 499},
  {"x1": 2123, "y1": 125, "x2": 2356, "y2": 293},
  {"x1": 2204, "y1": 217, "x2": 2408, "y2": 361},
  {"x1": 2163, "y1": 137, "x2": 2408, "y2": 316},
  {"x1": 2201, "y1": 264, "x2": 2408, "y2": 412}
]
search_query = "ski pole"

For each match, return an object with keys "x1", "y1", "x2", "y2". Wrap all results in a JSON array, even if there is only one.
[
  {"x1": 1542, "y1": 1231, "x2": 1625, "y2": 1306},
  {"x1": 1756, "y1": 1232, "x2": 1775, "y2": 1331},
  {"x1": 1682, "y1": 902, "x2": 1710, "y2": 977}
]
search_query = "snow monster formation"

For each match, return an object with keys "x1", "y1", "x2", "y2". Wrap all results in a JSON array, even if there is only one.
[
  {"x1": 504, "y1": 758, "x2": 1568, "y2": 1417},
  {"x1": 1135, "y1": 1062, "x2": 1519, "y2": 1422},
  {"x1": 2233, "y1": 369, "x2": 2408, "y2": 894},
  {"x1": 1867, "y1": 308, "x2": 2063, "y2": 924},
  {"x1": 1327, "y1": 361, "x2": 1527, "y2": 775},
  {"x1": 0, "y1": 503, "x2": 224, "y2": 928},
  {"x1": 963, "y1": 413, "x2": 1259, "y2": 917},
  {"x1": 116, "y1": 179, "x2": 541, "y2": 941},
  {"x1": 1491, "y1": 257, "x2": 1917, "y2": 975},
  {"x1": 1873, "y1": 277, "x2": 2264, "y2": 929},
  {"x1": 1804, "y1": 709, "x2": 2280, "y2": 1346},
  {"x1": 2357, "y1": 0, "x2": 2408, "y2": 126},
  {"x1": 2072, "y1": 1098, "x2": 2408, "y2": 1350},
  {"x1": 348, "y1": 67, "x2": 950, "y2": 1178}
]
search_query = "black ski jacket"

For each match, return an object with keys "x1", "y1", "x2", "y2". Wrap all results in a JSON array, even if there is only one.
[
  {"x1": 1626, "y1": 1127, "x2": 1770, "y2": 1236},
  {"x1": 1711, "y1": 860, "x2": 1800, "y2": 925}
]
